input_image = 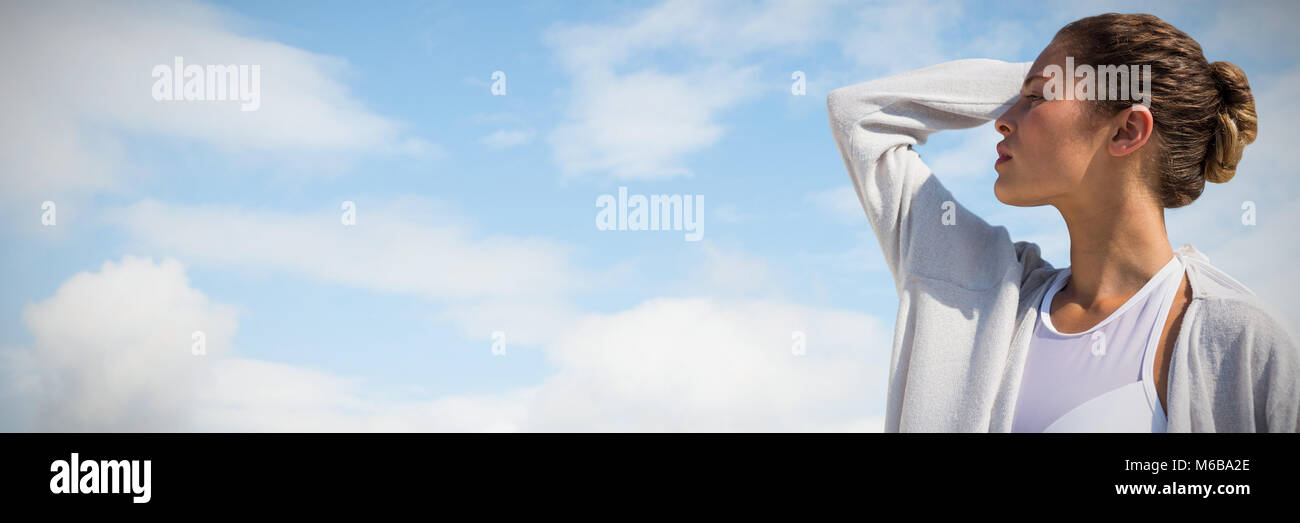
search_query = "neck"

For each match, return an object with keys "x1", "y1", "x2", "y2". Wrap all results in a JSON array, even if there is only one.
[{"x1": 1056, "y1": 194, "x2": 1174, "y2": 307}]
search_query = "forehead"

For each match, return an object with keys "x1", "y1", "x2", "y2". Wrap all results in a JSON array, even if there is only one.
[{"x1": 1025, "y1": 40, "x2": 1070, "y2": 85}]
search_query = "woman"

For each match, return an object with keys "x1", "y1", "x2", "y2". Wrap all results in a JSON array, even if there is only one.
[{"x1": 826, "y1": 12, "x2": 1298, "y2": 432}]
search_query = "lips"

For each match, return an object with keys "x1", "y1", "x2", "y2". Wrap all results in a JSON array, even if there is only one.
[{"x1": 995, "y1": 143, "x2": 1012, "y2": 165}]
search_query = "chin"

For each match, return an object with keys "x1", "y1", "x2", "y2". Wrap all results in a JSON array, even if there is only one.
[
  {"x1": 993, "y1": 183, "x2": 1033, "y2": 207},
  {"x1": 993, "y1": 179, "x2": 1013, "y2": 205}
]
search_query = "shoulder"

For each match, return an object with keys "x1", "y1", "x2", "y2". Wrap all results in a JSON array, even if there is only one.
[
  {"x1": 1193, "y1": 293, "x2": 1300, "y2": 431},
  {"x1": 1177, "y1": 245, "x2": 1300, "y2": 431},
  {"x1": 1013, "y1": 240, "x2": 1059, "y2": 295},
  {"x1": 1194, "y1": 295, "x2": 1297, "y2": 352},
  {"x1": 1181, "y1": 250, "x2": 1299, "y2": 366}
]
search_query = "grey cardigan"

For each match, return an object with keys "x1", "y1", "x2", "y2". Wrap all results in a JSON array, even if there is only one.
[{"x1": 826, "y1": 58, "x2": 1300, "y2": 432}]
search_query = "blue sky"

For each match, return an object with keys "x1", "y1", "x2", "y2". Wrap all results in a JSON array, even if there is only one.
[{"x1": 1, "y1": 0, "x2": 1297, "y2": 431}]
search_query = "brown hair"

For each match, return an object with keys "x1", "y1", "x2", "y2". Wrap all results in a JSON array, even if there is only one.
[{"x1": 1054, "y1": 13, "x2": 1258, "y2": 208}]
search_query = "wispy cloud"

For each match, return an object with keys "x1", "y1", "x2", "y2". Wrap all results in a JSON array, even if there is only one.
[
  {"x1": 805, "y1": 184, "x2": 863, "y2": 224},
  {"x1": 542, "y1": 0, "x2": 846, "y2": 180},
  {"x1": 106, "y1": 198, "x2": 578, "y2": 302},
  {"x1": 480, "y1": 129, "x2": 536, "y2": 149},
  {"x1": 104, "y1": 197, "x2": 586, "y2": 346},
  {"x1": 547, "y1": 64, "x2": 763, "y2": 180},
  {"x1": 0, "y1": 0, "x2": 435, "y2": 210}
]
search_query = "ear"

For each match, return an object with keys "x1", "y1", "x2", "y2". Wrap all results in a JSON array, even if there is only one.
[{"x1": 1108, "y1": 104, "x2": 1154, "y2": 157}]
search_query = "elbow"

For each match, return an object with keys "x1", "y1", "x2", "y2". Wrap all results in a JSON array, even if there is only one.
[
  {"x1": 825, "y1": 87, "x2": 846, "y2": 117},
  {"x1": 825, "y1": 88, "x2": 853, "y2": 136}
]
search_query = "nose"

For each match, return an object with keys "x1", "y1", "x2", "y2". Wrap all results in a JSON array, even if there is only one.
[{"x1": 995, "y1": 111, "x2": 1014, "y2": 137}]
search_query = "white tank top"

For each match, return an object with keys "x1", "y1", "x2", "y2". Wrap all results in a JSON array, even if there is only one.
[{"x1": 1011, "y1": 255, "x2": 1184, "y2": 433}]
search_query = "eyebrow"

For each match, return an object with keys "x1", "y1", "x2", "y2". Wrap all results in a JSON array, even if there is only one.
[{"x1": 1021, "y1": 74, "x2": 1047, "y2": 89}]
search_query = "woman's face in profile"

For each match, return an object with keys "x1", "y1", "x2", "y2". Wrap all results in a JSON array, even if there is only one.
[{"x1": 993, "y1": 37, "x2": 1115, "y2": 208}]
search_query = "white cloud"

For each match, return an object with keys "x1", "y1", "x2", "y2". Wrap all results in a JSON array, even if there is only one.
[
  {"x1": 837, "y1": 0, "x2": 962, "y2": 74},
  {"x1": 5, "y1": 255, "x2": 890, "y2": 432},
  {"x1": 548, "y1": 65, "x2": 763, "y2": 180},
  {"x1": 206, "y1": 296, "x2": 892, "y2": 432},
  {"x1": 2, "y1": 255, "x2": 535, "y2": 431},
  {"x1": 19, "y1": 256, "x2": 237, "y2": 430},
  {"x1": 521, "y1": 296, "x2": 890, "y2": 431},
  {"x1": 104, "y1": 197, "x2": 586, "y2": 346},
  {"x1": 548, "y1": 0, "x2": 849, "y2": 70},
  {"x1": 105, "y1": 198, "x2": 578, "y2": 302},
  {"x1": 193, "y1": 358, "x2": 535, "y2": 432},
  {"x1": 102, "y1": 196, "x2": 892, "y2": 351},
  {"x1": 543, "y1": 0, "x2": 847, "y2": 180},
  {"x1": 0, "y1": 0, "x2": 434, "y2": 212}
]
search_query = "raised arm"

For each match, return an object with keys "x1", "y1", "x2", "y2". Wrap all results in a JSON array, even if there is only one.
[{"x1": 826, "y1": 58, "x2": 1035, "y2": 293}]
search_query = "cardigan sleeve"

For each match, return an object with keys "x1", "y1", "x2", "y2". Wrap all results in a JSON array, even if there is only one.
[{"x1": 826, "y1": 59, "x2": 1037, "y2": 292}]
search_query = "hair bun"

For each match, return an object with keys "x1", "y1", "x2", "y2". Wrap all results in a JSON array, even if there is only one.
[{"x1": 1204, "y1": 61, "x2": 1258, "y2": 183}]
